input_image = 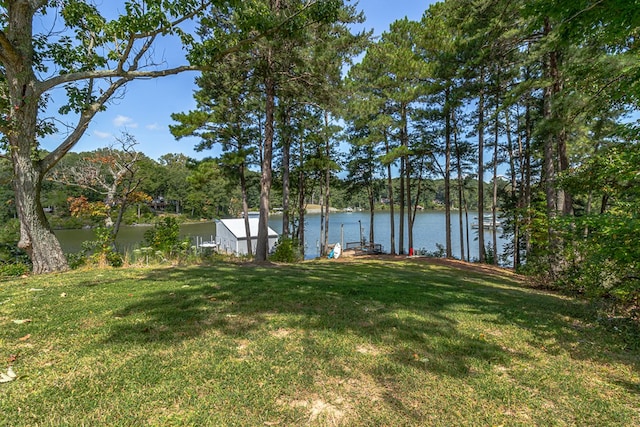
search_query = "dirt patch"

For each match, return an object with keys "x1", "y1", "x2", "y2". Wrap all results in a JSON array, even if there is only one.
[
  {"x1": 318, "y1": 254, "x2": 525, "y2": 282},
  {"x1": 355, "y1": 343, "x2": 381, "y2": 356},
  {"x1": 417, "y1": 257, "x2": 525, "y2": 281},
  {"x1": 308, "y1": 399, "x2": 345, "y2": 425},
  {"x1": 270, "y1": 328, "x2": 294, "y2": 339}
]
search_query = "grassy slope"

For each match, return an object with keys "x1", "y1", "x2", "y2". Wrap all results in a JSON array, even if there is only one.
[{"x1": 0, "y1": 259, "x2": 638, "y2": 426}]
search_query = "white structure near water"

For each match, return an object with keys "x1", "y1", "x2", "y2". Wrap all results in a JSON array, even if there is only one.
[{"x1": 215, "y1": 218, "x2": 279, "y2": 256}]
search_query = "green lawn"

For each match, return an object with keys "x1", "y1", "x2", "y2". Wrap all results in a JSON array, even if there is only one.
[{"x1": 1, "y1": 259, "x2": 638, "y2": 426}]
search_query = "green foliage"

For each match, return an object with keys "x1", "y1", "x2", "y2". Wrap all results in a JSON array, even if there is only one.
[
  {"x1": 554, "y1": 213, "x2": 640, "y2": 308},
  {"x1": 66, "y1": 251, "x2": 88, "y2": 270},
  {"x1": 144, "y1": 217, "x2": 181, "y2": 256},
  {"x1": 543, "y1": 142, "x2": 640, "y2": 309},
  {"x1": 105, "y1": 249, "x2": 124, "y2": 268},
  {"x1": 0, "y1": 219, "x2": 30, "y2": 269},
  {"x1": 423, "y1": 243, "x2": 446, "y2": 258},
  {"x1": 268, "y1": 237, "x2": 302, "y2": 263},
  {"x1": 122, "y1": 204, "x2": 155, "y2": 225},
  {"x1": 0, "y1": 220, "x2": 26, "y2": 268},
  {"x1": 0, "y1": 262, "x2": 30, "y2": 277},
  {"x1": 69, "y1": 226, "x2": 124, "y2": 268}
]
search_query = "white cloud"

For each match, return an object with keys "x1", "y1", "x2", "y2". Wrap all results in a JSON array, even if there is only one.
[
  {"x1": 146, "y1": 123, "x2": 161, "y2": 131},
  {"x1": 94, "y1": 130, "x2": 112, "y2": 139},
  {"x1": 113, "y1": 115, "x2": 138, "y2": 128}
]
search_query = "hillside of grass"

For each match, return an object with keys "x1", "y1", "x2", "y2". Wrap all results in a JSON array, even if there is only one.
[{"x1": 1, "y1": 259, "x2": 638, "y2": 426}]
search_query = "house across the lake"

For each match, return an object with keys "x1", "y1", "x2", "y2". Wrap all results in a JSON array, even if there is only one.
[{"x1": 215, "y1": 218, "x2": 279, "y2": 256}]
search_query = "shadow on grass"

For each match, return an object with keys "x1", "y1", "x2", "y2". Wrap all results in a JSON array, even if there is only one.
[{"x1": 102, "y1": 261, "x2": 637, "y2": 374}]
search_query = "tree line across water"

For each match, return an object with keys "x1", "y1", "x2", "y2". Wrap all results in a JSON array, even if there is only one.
[{"x1": 0, "y1": 1, "x2": 638, "y2": 315}]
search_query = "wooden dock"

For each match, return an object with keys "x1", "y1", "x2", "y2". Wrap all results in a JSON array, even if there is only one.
[{"x1": 345, "y1": 241, "x2": 384, "y2": 255}]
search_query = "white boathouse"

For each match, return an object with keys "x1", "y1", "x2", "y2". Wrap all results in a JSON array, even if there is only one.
[{"x1": 215, "y1": 218, "x2": 279, "y2": 256}]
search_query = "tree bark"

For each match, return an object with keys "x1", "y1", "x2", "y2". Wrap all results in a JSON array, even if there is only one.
[
  {"x1": 505, "y1": 107, "x2": 520, "y2": 269},
  {"x1": 281, "y1": 108, "x2": 291, "y2": 239},
  {"x1": 543, "y1": 17, "x2": 560, "y2": 272},
  {"x1": 477, "y1": 67, "x2": 486, "y2": 263},
  {"x1": 6, "y1": 1, "x2": 68, "y2": 273},
  {"x1": 240, "y1": 162, "x2": 253, "y2": 257},
  {"x1": 322, "y1": 111, "x2": 331, "y2": 255},
  {"x1": 492, "y1": 111, "x2": 499, "y2": 265},
  {"x1": 444, "y1": 87, "x2": 452, "y2": 258},
  {"x1": 256, "y1": 68, "x2": 275, "y2": 261},
  {"x1": 453, "y1": 108, "x2": 465, "y2": 261},
  {"x1": 12, "y1": 155, "x2": 69, "y2": 273},
  {"x1": 367, "y1": 185, "x2": 375, "y2": 245},
  {"x1": 398, "y1": 154, "x2": 405, "y2": 255},
  {"x1": 384, "y1": 132, "x2": 396, "y2": 255}
]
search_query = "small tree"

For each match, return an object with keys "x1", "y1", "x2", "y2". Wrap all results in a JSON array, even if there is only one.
[
  {"x1": 50, "y1": 132, "x2": 148, "y2": 241},
  {"x1": 144, "y1": 216, "x2": 182, "y2": 258}
]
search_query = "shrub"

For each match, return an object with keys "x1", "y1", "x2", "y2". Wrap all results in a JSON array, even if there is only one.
[
  {"x1": 423, "y1": 243, "x2": 445, "y2": 258},
  {"x1": 0, "y1": 262, "x2": 30, "y2": 277},
  {"x1": 144, "y1": 217, "x2": 180, "y2": 256},
  {"x1": 67, "y1": 252, "x2": 87, "y2": 270},
  {"x1": 68, "y1": 226, "x2": 124, "y2": 269},
  {"x1": 269, "y1": 237, "x2": 302, "y2": 263}
]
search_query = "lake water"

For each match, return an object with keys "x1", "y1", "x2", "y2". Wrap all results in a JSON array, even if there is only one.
[
  {"x1": 55, "y1": 210, "x2": 509, "y2": 261},
  {"x1": 272, "y1": 211, "x2": 509, "y2": 261}
]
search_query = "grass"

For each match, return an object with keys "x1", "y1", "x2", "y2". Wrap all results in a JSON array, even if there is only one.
[{"x1": 0, "y1": 258, "x2": 638, "y2": 426}]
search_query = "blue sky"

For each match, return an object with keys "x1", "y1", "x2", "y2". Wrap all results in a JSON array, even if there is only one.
[{"x1": 41, "y1": 0, "x2": 438, "y2": 161}]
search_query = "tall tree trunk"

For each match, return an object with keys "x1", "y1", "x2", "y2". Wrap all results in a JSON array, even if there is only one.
[
  {"x1": 399, "y1": 154, "x2": 405, "y2": 255},
  {"x1": 368, "y1": 186, "x2": 375, "y2": 245},
  {"x1": 523, "y1": 86, "x2": 533, "y2": 259},
  {"x1": 240, "y1": 162, "x2": 252, "y2": 257},
  {"x1": 298, "y1": 138, "x2": 306, "y2": 258},
  {"x1": 477, "y1": 67, "x2": 486, "y2": 263},
  {"x1": 444, "y1": 87, "x2": 452, "y2": 258},
  {"x1": 281, "y1": 107, "x2": 291, "y2": 238},
  {"x1": 384, "y1": 132, "x2": 396, "y2": 255},
  {"x1": 492, "y1": 112, "x2": 499, "y2": 265},
  {"x1": 543, "y1": 18, "x2": 560, "y2": 272},
  {"x1": 464, "y1": 187, "x2": 471, "y2": 262},
  {"x1": 256, "y1": 70, "x2": 275, "y2": 262},
  {"x1": 453, "y1": 108, "x2": 465, "y2": 261},
  {"x1": 12, "y1": 157, "x2": 69, "y2": 273},
  {"x1": 322, "y1": 112, "x2": 331, "y2": 255},
  {"x1": 319, "y1": 180, "x2": 325, "y2": 255},
  {"x1": 401, "y1": 103, "x2": 414, "y2": 254},
  {"x1": 505, "y1": 107, "x2": 520, "y2": 268},
  {"x1": 6, "y1": 1, "x2": 68, "y2": 273},
  {"x1": 558, "y1": 128, "x2": 573, "y2": 215}
]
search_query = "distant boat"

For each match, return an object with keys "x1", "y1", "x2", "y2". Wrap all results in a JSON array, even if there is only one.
[
  {"x1": 344, "y1": 207, "x2": 354, "y2": 213},
  {"x1": 240, "y1": 211, "x2": 260, "y2": 219},
  {"x1": 472, "y1": 215, "x2": 502, "y2": 229}
]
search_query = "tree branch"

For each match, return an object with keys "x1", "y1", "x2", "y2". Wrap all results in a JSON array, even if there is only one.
[
  {"x1": 41, "y1": 76, "x2": 131, "y2": 172},
  {"x1": 37, "y1": 0, "x2": 325, "y2": 94},
  {"x1": 36, "y1": 0, "x2": 328, "y2": 172},
  {"x1": 36, "y1": 64, "x2": 199, "y2": 94}
]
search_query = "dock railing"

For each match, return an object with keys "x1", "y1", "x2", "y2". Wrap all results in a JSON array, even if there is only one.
[{"x1": 345, "y1": 241, "x2": 384, "y2": 255}]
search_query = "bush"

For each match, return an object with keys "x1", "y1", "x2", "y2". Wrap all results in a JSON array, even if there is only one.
[
  {"x1": 67, "y1": 226, "x2": 124, "y2": 269},
  {"x1": 144, "y1": 217, "x2": 180, "y2": 256},
  {"x1": 269, "y1": 237, "x2": 302, "y2": 263},
  {"x1": 0, "y1": 262, "x2": 30, "y2": 277},
  {"x1": 423, "y1": 243, "x2": 445, "y2": 258},
  {"x1": 0, "y1": 220, "x2": 31, "y2": 272},
  {"x1": 67, "y1": 252, "x2": 87, "y2": 270}
]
